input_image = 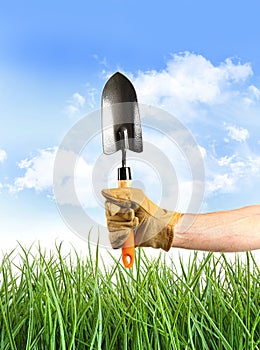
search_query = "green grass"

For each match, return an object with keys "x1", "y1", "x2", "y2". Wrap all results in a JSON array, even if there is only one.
[{"x1": 0, "y1": 243, "x2": 259, "y2": 350}]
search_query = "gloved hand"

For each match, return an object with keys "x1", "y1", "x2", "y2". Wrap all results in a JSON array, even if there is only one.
[{"x1": 102, "y1": 188, "x2": 183, "y2": 252}]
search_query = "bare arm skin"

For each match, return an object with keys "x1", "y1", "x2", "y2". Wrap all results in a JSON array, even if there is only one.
[{"x1": 173, "y1": 205, "x2": 260, "y2": 252}]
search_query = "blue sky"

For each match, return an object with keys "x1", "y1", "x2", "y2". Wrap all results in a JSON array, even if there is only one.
[{"x1": 0, "y1": 0, "x2": 260, "y2": 251}]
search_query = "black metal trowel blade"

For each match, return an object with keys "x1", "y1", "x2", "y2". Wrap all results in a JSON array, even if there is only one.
[{"x1": 101, "y1": 72, "x2": 143, "y2": 155}]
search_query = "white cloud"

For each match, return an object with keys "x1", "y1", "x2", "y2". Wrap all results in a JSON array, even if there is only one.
[
  {"x1": 249, "y1": 85, "x2": 260, "y2": 100},
  {"x1": 224, "y1": 124, "x2": 250, "y2": 142},
  {"x1": 206, "y1": 152, "x2": 260, "y2": 196},
  {"x1": 243, "y1": 97, "x2": 254, "y2": 106},
  {"x1": 66, "y1": 87, "x2": 98, "y2": 116},
  {"x1": 93, "y1": 54, "x2": 108, "y2": 67},
  {"x1": 72, "y1": 92, "x2": 85, "y2": 107},
  {"x1": 0, "y1": 149, "x2": 7, "y2": 163},
  {"x1": 207, "y1": 173, "x2": 235, "y2": 194},
  {"x1": 9, "y1": 147, "x2": 97, "y2": 208},
  {"x1": 10, "y1": 148, "x2": 57, "y2": 192},
  {"x1": 198, "y1": 145, "x2": 207, "y2": 159},
  {"x1": 66, "y1": 105, "x2": 79, "y2": 115},
  {"x1": 85, "y1": 85, "x2": 98, "y2": 109},
  {"x1": 112, "y1": 54, "x2": 259, "y2": 204},
  {"x1": 66, "y1": 92, "x2": 86, "y2": 115},
  {"x1": 217, "y1": 155, "x2": 235, "y2": 167},
  {"x1": 131, "y1": 53, "x2": 252, "y2": 110}
]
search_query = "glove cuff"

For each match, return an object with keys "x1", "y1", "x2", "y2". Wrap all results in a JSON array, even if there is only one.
[
  {"x1": 139, "y1": 211, "x2": 183, "y2": 252},
  {"x1": 165, "y1": 212, "x2": 183, "y2": 251}
]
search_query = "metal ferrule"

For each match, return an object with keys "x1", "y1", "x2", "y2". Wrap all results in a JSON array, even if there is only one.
[{"x1": 118, "y1": 167, "x2": 132, "y2": 181}]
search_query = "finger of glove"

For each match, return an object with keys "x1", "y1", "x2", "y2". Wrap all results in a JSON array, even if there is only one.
[
  {"x1": 102, "y1": 188, "x2": 132, "y2": 208},
  {"x1": 106, "y1": 213, "x2": 139, "y2": 230},
  {"x1": 107, "y1": 214, "x2": 139, "y2": 249},
  {"x1": 109, "y1": 229, "x2": 131, "y2": 249},
  {"x1": 105, "y1": 201, "x2": 135, "y2": 218},
  {"x1": 102, "y1": 188, "x2": 146, "y2": 210},
  {"x1": 102, "y1": 188, "x2": 163, "y2": 217}
]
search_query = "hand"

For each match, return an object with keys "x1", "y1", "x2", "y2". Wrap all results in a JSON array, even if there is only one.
[{"x1": 102, "y1": 187, "x2": 182, "y2": 251}]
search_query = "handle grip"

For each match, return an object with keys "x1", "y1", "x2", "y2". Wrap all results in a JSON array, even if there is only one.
[
  {"x1": 118, "y1": 180, "x2": 135, "y2": 268},
  {"x1": 122, "y1": 231, "x2": 135, "y2": 268}
]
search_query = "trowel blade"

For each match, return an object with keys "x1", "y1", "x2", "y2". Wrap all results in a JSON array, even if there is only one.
[{"x1": 101, "y1": 72, "x2": 143, "y2": 155}]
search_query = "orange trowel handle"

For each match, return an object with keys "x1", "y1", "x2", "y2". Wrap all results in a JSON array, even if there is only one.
[{"x1": 118, "y1": 180, "x2": 135, "y2": 268}]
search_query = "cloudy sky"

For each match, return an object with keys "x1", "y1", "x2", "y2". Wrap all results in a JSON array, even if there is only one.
[{"x1": 0, "y1": 0, "x2": 260, "y2": 252}]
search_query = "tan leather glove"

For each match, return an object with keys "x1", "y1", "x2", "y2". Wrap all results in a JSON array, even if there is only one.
[{"x1": 102, "y1": 188, "x2": 183, "y2": 252}]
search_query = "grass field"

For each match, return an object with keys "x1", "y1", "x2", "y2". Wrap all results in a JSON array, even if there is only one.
[{"x1": 0, "y1": 243, "x2": 259, "y2": 350}]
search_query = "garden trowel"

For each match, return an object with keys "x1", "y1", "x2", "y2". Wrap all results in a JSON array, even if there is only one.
[{"x1": 101, "y1": 72, "x2": 143, "y2": 268}]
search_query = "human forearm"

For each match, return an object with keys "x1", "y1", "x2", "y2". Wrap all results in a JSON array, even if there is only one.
[
  {"x1": 173, "y1": 205, "x2": 260, "y2": 252},
  {"x1": 102, "y1": 188, "x2": 260, "y2": 252}
]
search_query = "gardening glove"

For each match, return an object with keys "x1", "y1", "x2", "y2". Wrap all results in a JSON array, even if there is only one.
[{"x1": 102, "y1": 187, "x2": 183, "y2": 252}]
